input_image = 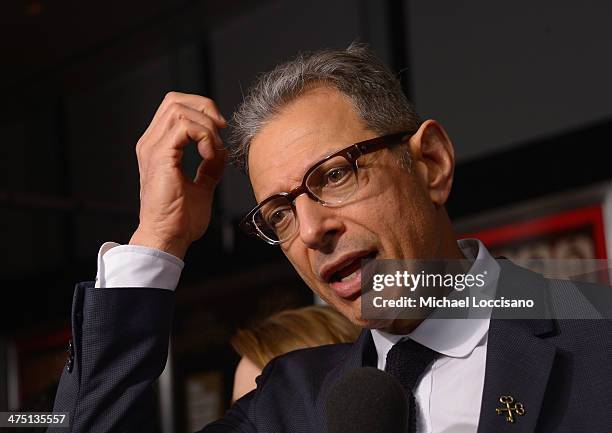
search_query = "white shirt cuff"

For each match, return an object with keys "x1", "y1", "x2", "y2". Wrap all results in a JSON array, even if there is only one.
[{"x1": 95, "y1": 241, "x2": 184, "y2": 290}]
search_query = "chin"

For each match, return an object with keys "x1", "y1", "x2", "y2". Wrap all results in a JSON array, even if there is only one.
[
  {"x1": 357, "y1": 318, "x2": 396, "y2": 330},
  {"x1": 340, "y1": 303, "x2": 388, "y2": 330},
  {"x1": 323, "y1": 292, "x2": 385, "y2": 329},
  {"x1": 346, "y1": 308, "x2": 419, "y2": 333}
]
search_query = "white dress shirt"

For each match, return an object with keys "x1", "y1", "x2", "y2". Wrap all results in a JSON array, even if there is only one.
[{"x1": 95, "y1": 238, "x2": 499, "y2": 433}]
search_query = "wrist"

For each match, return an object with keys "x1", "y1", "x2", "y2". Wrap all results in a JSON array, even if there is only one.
[{"x1": 129, "y1": 229, "x2": 189, "y2": 259}]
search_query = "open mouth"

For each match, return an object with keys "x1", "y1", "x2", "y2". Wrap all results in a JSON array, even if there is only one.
[
  {"x1": 324, "y1": 251, "x2": 377, "y2": 299},
  {"x1": 329, "y1": 258, "x2": 365, "y2": 284}
]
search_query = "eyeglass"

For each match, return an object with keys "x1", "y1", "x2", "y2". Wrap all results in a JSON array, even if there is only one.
[{"x1": 239, "y1": 131, "x2": 412, "y2": 245}]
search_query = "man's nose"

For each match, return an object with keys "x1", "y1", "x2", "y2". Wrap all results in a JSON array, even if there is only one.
[{"x1": 294, "y1": 195, "x2": 343, "y2": 250}]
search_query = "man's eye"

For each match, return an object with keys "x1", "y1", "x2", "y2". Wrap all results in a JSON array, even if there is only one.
[
  {"x1": 324, "y1": 166, "x2": 351, "y2": 185},
  {"x1": 266, "y1": 208, "x2": 291, "y2": 227}
]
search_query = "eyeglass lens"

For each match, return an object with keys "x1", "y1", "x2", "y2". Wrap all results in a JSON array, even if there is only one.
[{"x1": 253, "y1": 155, "x2": 358, "y2": 242}]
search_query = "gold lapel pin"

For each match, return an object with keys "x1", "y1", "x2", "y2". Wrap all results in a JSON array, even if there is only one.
[{"x1": 496, "y1": 395, "x2": 525, "y2": 423}]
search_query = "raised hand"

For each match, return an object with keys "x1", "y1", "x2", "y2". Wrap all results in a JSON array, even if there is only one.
[{"x1": 129, "y1": 92, "x2": 227, "y2": 259}]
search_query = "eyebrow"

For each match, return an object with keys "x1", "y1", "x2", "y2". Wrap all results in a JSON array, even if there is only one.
[
  {"x1": 266, "y1": 142, "x2": 347, "y2": 199},
  {"x1": 256, "y1": 131, "x2": 374, "y2": 202}
]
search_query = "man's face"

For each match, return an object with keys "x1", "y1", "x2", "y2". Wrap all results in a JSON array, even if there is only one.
[{"x1": 247, "y1": 86, "x2": 446, "y2": 329}]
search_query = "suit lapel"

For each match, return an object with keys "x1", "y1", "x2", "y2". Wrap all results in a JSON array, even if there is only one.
[
  {"x1": 478, "y1": 261, "x2": 558, "y2": 433},
  {"x1": 477, "y1": 319, "x2": 557, "y2": 433}
]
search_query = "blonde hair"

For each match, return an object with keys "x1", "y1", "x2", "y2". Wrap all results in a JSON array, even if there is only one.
[{"x1": 231, "y1": 305, "x2": 361, "y2": 369}]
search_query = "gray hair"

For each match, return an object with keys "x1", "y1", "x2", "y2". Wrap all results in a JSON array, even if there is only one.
[{"x1": 228, "y1": 42, "x2": 422, "y2": 173}]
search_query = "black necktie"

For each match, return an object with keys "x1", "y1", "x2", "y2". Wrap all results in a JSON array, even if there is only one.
[{"x1": 384, "y1": 339, "x2": 436, "y2": 433}]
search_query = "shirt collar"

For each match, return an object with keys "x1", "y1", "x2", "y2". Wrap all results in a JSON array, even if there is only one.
[{"x1": 370, "y1": 238, "x2": 500, "y2": 365}]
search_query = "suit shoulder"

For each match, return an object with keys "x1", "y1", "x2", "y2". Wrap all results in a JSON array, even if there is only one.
[
  {"x1": 254, "y1": 341, "x2": 354, "y2": 397},
  {"x1": 545, "y1": 276, "x2": 612, "y2": 319},
  {"x1": 271, "y1": 342, "x2": 354, "y2": 373}
]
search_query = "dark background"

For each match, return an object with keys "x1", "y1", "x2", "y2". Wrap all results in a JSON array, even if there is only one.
[{"x1": 1, "y1": 0, "x2": 611, "y2": 430}]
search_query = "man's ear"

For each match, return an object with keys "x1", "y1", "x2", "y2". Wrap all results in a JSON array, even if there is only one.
[{"x1": 408, "y1": 119, "x2": 455, "y2": 207}]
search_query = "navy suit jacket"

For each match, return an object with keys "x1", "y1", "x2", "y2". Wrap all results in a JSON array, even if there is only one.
[{"x1": 49, "y1": 261, "x2": 612, "y2": 433}]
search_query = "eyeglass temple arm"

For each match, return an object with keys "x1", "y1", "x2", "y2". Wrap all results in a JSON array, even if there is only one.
[{"x1": 355, "y1": 132, "x2": 410, "y2": 156}]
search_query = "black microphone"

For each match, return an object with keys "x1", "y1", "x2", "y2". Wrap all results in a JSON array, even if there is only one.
[{"x1": 325, "y1": 367, "x2": 409, "y2": 433}]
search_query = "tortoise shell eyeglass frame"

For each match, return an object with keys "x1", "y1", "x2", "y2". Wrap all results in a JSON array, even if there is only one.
[{"x1": 239, "y1": 130, "x2": 413, "y2": 245}]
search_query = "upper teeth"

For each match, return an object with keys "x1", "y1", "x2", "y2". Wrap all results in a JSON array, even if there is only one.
[{"x1": 340, "y1": 269, "x2": 360, "y2": 282}]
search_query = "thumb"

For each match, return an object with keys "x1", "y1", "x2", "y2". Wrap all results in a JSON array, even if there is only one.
[{"x1": 194, "y1": 147, "x2": 227, "y2": 188}]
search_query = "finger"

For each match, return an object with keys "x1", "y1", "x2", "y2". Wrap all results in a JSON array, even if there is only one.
[
  {"x1": 158, "y1": 91, "x2": 227, "y2": 128},
  {"x1": 194, "y1": 147, "x2": 227, "y2": 187},
  {"x1": 193, "y1": 120, "x2": 227, "y2": 185},
  {"x1": 159, "y1": 102, "x2": 224, "y2": 148},
  {"x1": 194, "y1": 123, "x2": 226, "y2": 161},
  {"x1": 165, "y1": 118, "x2": 218, "y2": 154},
  {"x1": 165, "y1": 119, "x2": 227, "y2": 181}
]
